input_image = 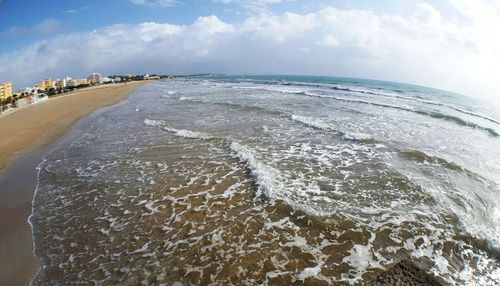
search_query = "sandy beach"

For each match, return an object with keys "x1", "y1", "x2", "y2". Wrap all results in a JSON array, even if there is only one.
[{"x1": 0, "y1": 81, "x2": 145, "y2": 285}]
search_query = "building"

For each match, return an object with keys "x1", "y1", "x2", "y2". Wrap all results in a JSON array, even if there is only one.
[
  {"x1": 66, "y1": 79, "x2": 80, "y2": 88},
  {"x1": 0, "y1": 82, "x2": 13, "y2": 102},
  {"x1": 35, "y1": 79, "x2": 54, "y2": 91},
  {"x1": 76, "y1": 78, "x2": 88, "y2": 85},
  {"x1": 18, "y1": 87, "x2": 41, "y2": 95},
  {"x1": 16, "y1": 94, "x2": 48, "y2": 108},
  {"x1": 101, "y1": 77, "x2": 112, "y2": 83},
  {"x1": 55, "y1": 77, "x2": 72, "y2": 89},
  {"x1": 55, "y1": 79, "x2": 66, "y2": 89},
  {"x1": 87, "y1": 73, "x2": 102, "y2": 84},
  {"x1": 144, "y1": 74, "x2": 160, "y2": 80}
]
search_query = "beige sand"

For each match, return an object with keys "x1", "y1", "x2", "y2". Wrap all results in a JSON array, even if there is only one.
[
  {"x1": 0, "y1": 82, "x2": 145, "y2": 169},
  {"x1": 0, "y1": 81, "x2": 146, "y2": 285}
]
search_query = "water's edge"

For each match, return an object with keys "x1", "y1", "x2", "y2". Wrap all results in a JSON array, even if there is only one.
[
  {"x1": 28, "y1": 77, "x2": 500, "y2": 285},
  {"x1": 29, "y1": 97, "x2": 135, "y2": 285}
]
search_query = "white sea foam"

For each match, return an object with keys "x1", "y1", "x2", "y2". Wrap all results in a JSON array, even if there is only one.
[
  {"x1": 343, "y1": 132, "x2": 373, "y2": 141},
  {"x1": 144, "y1": 119, "x2": 212, "y2": 139},
  {"x1": 298, "y1": 265, "x2": 322, "y2": 280},
  {"x1": 341, "y1": 234, "x2": 383, "y2": 284},
  {"x1": 290, "y1": 114, "x2": 375, "y2": 142},
  {"x1": 236, "y1": 81, "x2": 500, "y2": 128},
  {"x1": 458, "y1": 193, "x2": 500, "y2": 250},
  {"x1": 164, "y1": 127, "x2": 213, "y2": 139},
  {"x1": 144, "y1": 118, "x2": 165, "y2": 127},
  {"x1": 32, "y1": 79, "x2": 500, "y2": 285},
  {"x1": 290, "y1": 115, "x2": 333, "y2": 131},
  {"x1": 229, "y1": 141, "x2": 282, "y2": 198},
  {"x1": 234, "y1": 84, "x2": 309, "y2": 96}
]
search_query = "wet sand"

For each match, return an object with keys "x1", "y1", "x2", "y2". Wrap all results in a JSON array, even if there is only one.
[{"x1": 0, "y1": 82, "x2": 145, "y2": 285}]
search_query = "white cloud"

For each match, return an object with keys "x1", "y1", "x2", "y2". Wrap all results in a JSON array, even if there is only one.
[
  {"x1": 130, "y1": 0, "x2": 176, "y2": 7},
  {"x1": 1, "y1": 1, "x2": 499, "y2": 104},
  {"x1": 214, "y1": 0, "x2": 285, "y2": 13},
  {"x1": 319, "y1": 35, "x2": 340, "y2": 47}
]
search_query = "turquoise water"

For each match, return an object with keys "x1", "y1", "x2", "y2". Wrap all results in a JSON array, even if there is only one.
[{"x1": 31, "y1": 76, "x2": 500, "y2": 285}]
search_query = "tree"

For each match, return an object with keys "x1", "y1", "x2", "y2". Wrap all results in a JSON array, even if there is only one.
[{"x1": 47, "y1": 87, "x2": 56, "y2": 96}]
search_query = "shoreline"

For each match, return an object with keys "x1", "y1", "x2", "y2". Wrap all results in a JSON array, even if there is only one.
[
  {"x1": 0, "y1": 81, "x2": 146, "y2": 169},
  {"x1": 0, "y1": 81, "x2": 147, "y2": 285}
]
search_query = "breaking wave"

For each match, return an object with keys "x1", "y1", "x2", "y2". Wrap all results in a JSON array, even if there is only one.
[
  {"x1": 297, "y1": 92, "x2": 499, "y2": 137},
  {"x1": 144, "y1": 119, "x2": 213, "y2": 139},
  {"x1": 290, "y1": 114, "x2": 380, "y2": 144},
  {"x1": 229, "y1": 141, "x2": 282, "y2": 198}
]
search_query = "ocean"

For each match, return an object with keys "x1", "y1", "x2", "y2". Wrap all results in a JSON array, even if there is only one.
[{"x1": 30, "y1": 75, "x2": 500, "y2": 285}]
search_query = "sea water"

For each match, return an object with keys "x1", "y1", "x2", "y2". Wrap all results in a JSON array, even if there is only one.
[{"x1": 30, "y1": 75, "x2": 500, "y2": 285}]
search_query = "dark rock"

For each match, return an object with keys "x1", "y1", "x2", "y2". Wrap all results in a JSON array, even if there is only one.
[{"x1": 367, "y1": 259, "x2": 443, "y2": 286}]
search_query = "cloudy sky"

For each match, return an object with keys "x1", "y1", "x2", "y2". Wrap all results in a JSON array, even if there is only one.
[{"x1": 0, "y1": 0, "x2": 499, "y2": 103}]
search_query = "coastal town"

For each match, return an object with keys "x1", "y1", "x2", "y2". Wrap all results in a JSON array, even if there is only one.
[{"x1": 0, "y1": 73, "x2": 166, "y2": 114}]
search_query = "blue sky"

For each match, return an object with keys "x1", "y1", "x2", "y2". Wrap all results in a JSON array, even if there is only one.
[
  {"x1": 0, "y1": 0, "x2": 457, "y2": 53},
  {"x1": 1, "y1": 0, "x2": 500, "y2": 103},
  {"x1": 0, "y1": 0, "x2": 223, "y2": 52}
]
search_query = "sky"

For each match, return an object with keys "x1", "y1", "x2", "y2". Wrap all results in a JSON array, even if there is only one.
[{"x1": 0, "y1": 0, "x2": 499, "y2": 104}]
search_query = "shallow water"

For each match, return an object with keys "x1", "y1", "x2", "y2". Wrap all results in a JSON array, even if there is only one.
[{"x1": 31, "y1": 76, "x2": 500, "y2": 285}]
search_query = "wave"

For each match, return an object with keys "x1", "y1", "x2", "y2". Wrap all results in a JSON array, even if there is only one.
[
  {"x1": 233, "y1": 84, "x2": 417, "y2": 112},
  {"x1": 279, "y1": 81, "x2": 500, "y2": 126},
  {"x1": 398, "y1": 149, "x2": 497, "y2": 191},
  {"x1": 144, "y1": 119, "x2": 213, "y2": 140},
  {"x1": 399, "y1": 149, "x2": 467, "y2": 174},
  {"x1": 328, "y1": 85, "x2": 500, "y2": 126},
  {"x1": 143, "y1": 118, "x2": 165, "y2": 127},
  {"x1": 196, "y1": 82, "x2": 500, "y2": 137},
  {"x1": 257, "y1": 80, "x2": 433, "y2": 108},
  {"x1": 234, "y1": 85, "x2": 306, "y2": 95},
  {"x1": 210, "y1": 101, "x2": 288, "y2": 117},
  {"x1": 229, "y1": 141, "x2": 282, "y2": 198},
  {"x1": 170, "y1": 95, "x2": 289, "y2": 118},
  {"x1": 163, "y1": 127, "x2": 213, "y2": 140},
  {"x1": 239, "y1": 80, "x2": 500, "y2": 127},
  {"x1": 446, "y1": 106, "x2": 500, "y2": 125},
  {"x1": 417, "y1": 111, "x2": 499, "y2": 137},
  {"x1": 402, "y1": 149, "x2": 500, "y2": 250},
  {"x1": 290, "y1": 115, "x2": 336, "y2": 132},
  {"x1": 296, "y1": 93, "x2": 499, "y2": 137},
  {"x1": 290, "y1": 115, "x2": 380, "y2": 144}
]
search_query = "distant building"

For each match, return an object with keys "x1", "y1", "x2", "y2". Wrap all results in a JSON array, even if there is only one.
[
  {"x1": 76, "y1": 78, "x2": 88, "y2": 85},
  {"x1": 66, "y1": 79, "x2": 80, "y2": 88},
  {"x1": 56, "y1": 76, "x2": 72, "y2": 89},
  {"x1": 55, "y1": 79, "x2": 66, "y2": 89},
  {"x1": 0, "y1": 82, "x2": 13, "y2": 102},
  {"x1": 15, "y1": 96, "x2": 35, "y2": 108},
  {"x1": 16, "y1": 94, "x2": 48, "y2": 108},
  {"x1": 144, "y1": 74, "x2": 160, "y2": 80},
  {"x1": 17, "y1": 87, "x2": 39, "y2": 96},
  {"x1": 101, "y1": 77, "x2": 112, "y2": 83},
  {"x1": 87, "y1": 73, "x2": 102, "y2": 84},
  {"x1": 35, "y1": 79, "x2": 54, "y2": 91}
]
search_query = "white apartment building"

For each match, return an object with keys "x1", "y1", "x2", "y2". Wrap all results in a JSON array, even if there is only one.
[{"x1": 87, "y1": 73, "x2": 102, "y2": 84}]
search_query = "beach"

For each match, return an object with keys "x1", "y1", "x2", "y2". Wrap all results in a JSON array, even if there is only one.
[
  {"x1": 0, "y1": 81, "x2": 145, "y2": 285},
  {"x1": 2, "y1": 76, "x2": 499, "y2": 285},
  {"x1": 28, "y1": 77, "x2": 499, "y2": 285}
]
